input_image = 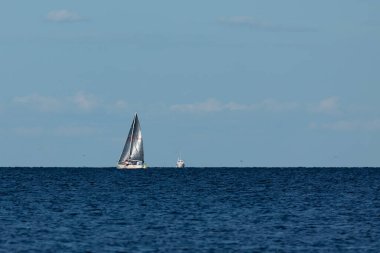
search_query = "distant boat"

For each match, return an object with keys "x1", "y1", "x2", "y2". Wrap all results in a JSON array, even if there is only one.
[
  {"x1": 176, "y1": 154, "x2": 185, "y2": 168},
  {"x1": 117, "y1": 113, "x2": 147, "y2": 169}
]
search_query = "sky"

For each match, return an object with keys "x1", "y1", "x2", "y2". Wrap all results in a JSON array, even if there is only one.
[{"x1": 0, "y1": 0, "x2": 379, "y2": 167}]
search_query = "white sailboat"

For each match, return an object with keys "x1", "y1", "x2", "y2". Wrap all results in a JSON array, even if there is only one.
[
  {"x1": 117, "y1": 113, "x2": 147, "y2": 169},
  {"x1": 176, "y1": 154, "x2": 185, "y2": 168}
]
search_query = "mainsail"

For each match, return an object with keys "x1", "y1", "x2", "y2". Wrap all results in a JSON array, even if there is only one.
[{"x1": 118, "y1": 113, "x2": 144, "y2": 163}]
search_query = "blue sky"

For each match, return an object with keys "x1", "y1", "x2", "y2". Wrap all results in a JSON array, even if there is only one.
[{"x1": 0, "y1": 0, "x2": 379, "y2": 167}]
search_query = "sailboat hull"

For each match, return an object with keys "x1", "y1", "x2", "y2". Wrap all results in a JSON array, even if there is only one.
[{"x1": 117, "y1": 164, "x2": 147, "y2": 169}]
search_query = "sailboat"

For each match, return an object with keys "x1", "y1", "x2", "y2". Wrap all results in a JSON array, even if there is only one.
[{"x1": 117, "y1": 113, "x2": 147, "y2": 169}]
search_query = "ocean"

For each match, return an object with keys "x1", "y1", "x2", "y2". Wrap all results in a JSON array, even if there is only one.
[{"x1": 1, "y1": 167, "x2": 380, "y2": 252}]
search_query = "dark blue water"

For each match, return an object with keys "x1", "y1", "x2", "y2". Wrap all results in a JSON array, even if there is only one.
[{"x1": 1, "y1": 168, "x2": 380, "y2": 252}]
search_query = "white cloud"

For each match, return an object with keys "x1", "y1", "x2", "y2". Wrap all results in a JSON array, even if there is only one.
[
  {"x1": 107, "y1": 99, "x2": 128, "y2": 112},
  {"x1": 310, "y1": 119, "x2": 380, "y2": 131},
  {"x1": 260, "y1": 99, "x2": 298, "y2": 112},
  {"x1": 72, "y1": 92, "x2": 99, "y2": 111},
  {"x1": 171, "y1": 98, "x2": 224, "y2": 113},
  {"x1": 46, "y1": 9, "x2": 84, "y2": 23},
  {"x1": 12, "y1": 92, "x2": 101, "y2": 113},
  {"x1": 13, "y1": 94, "x2": 62, "y2": 112},
  {"x1": 313, "y1": 96, "x2": 340, "y2": 114},
  {"x1": 170, "y1": 98, "x2": 298, "y2": 113}
]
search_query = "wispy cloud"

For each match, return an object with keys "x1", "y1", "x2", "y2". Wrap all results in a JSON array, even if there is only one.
[
  {"x1": 107, "y1": 100, "x2": 129, "y2": 112},
  {"x1": 170, "y1": 98, "x2": 298, "y2": 113},
  {"x1": 312, "y1": 96, "x2": 340, "y2": 114},
  {"x1": 13, "y1": 94, "x2": 62, "y2": 112},
  {"x1": 260, "y1": 99, "x2": 299, "y2": 112},
  {"x1": 171, "y1": 99, "x2": 224, "y2": 113},
  {"x1": 12, "y1": 92, "x2": 100, "y2": 113},
  {"x1": 310, "y1": 119, "x2": 380, "y2": 131},
  {"x1": 46, "y1": 9, "x2": 85, "y2": 23},
  {"x1": 219, "y1": 16, "x2": 315, "y2": 32},
  {"x1": 71, "y1": 92, "x2": 99, "y2": 111}
]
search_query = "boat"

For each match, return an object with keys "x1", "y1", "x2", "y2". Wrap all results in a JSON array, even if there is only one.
[
  {"x1": 117, "y1": 113, "x2": 147, "y2": 169},
  {"x1": 176, "y1": 154, "x2": 185, "y2": 168},
  {"x1": 176, "y1": 158, "x2": 185, "y2": 168}
]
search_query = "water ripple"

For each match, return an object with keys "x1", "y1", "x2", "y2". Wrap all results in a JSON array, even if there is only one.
[{"x1": 1, "y1": 167, "x2": 380, "y2": 252}]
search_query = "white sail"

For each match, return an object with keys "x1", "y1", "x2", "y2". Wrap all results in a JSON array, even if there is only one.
[{"x1": 118, "y1": 113, "x2": 145, "y2": 168}]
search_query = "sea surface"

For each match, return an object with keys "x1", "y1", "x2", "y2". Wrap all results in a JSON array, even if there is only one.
[{"x1": 1, "y1": 167, "x2": 380, "y2": 252}]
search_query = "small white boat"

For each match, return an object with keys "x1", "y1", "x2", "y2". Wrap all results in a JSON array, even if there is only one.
[
  {"x1": 117, "y1": 113, "x2": 147, "y2": 169},
  {"x1": 176, "y1": 155, "x2": 185, "y2": 168}
]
